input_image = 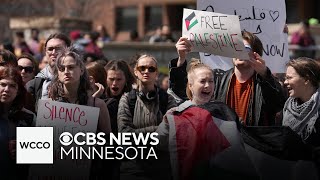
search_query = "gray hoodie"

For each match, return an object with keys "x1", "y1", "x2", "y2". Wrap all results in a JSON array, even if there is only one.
[{"x1": 34, "y1": 65, "x2": 53, "y2": 99}]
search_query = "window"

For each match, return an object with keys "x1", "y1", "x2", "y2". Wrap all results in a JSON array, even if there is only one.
[
  {"x1": 145, "y1": 6, "x2": 162, "y2": 30},
  {"x1": 116, "y1": 7, "x2": 138, "y2": 31}
]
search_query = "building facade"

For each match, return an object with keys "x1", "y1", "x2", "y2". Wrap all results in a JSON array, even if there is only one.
[{"x1": 0, "y1": 0, "x2": 319, "y2": 42}]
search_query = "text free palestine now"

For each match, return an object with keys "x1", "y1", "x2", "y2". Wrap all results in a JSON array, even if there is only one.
[{"x1": 189, "y1": 32, "x2": 243, "y2": 51}]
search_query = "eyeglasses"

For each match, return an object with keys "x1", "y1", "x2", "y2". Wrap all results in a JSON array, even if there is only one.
[
  {"x1": 136, "y1": 66, "x2": 157, "y2": 73},
  {"x1": 46, "y1": 46, "x2": 64, "y2": 53},
  {"x1": 18, "y1": 66, "x2": 34, "y2": 73}
]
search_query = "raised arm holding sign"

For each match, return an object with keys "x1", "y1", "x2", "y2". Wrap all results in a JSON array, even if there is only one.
[
  {"x1": 182, "y1": 8, "x2": 249, "y2": 60},
  {"x1": 197, "y1": 0, "x2": 289, "y2": 73},
  {"x1": 170, "y1": 30, "x2": 285, "y2": 127}
]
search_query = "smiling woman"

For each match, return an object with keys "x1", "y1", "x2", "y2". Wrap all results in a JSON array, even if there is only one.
[
  {"x1": 283, "y1": 57, "x2": 320, "y2": 146},
  {"x1": 186, "y1": 58, "x2": 214, "y2": 105}
]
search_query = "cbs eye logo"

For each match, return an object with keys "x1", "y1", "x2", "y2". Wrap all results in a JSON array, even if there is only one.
[{"x1": 59, "y1": 132, "x2": 73, "y2": 146}]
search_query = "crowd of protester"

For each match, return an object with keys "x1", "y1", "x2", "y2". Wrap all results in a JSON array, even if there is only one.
[{"x1": 0, "y1": 23, "x2": 320, "y2": 180}]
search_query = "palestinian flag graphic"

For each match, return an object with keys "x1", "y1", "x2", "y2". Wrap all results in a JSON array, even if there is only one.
[
  {"x1": 158, "y1": 101, "x2": 319, "y2": 180},
  {"x1": 185, "y1": 11, "x2": 198, "y2": 31}
]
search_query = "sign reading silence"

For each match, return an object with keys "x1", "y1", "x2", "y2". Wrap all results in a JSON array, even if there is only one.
[
  {"x1": 182, "y1": 8, "x2": 249, "y2": 60},
  {"x1": 29, "y1": 99, "x2": 100, "y2": 178}
]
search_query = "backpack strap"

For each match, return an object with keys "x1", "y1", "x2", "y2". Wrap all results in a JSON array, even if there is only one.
[
  {"x1": 93, "y1": 97, "x2": 96, "y2": 107},
  {"x1": 34, "y1": 77, "x2": 45, "y2": 97},
  {"x1": 128, "y1": 89, "x2": 138, "y2": 117},
  {"x1": 158, "y1": 88, "x2": 169, "y2": 115},
  {"x1": 34, "y1": 77, "x2": 46, "y2": 112}
]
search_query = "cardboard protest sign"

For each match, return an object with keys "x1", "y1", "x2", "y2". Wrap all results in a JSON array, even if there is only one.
[
  {"x1": 183, "y1": 8, "x2": 249, "y2": 60},
  {"x1": 29, "y1": 99, "x2": 100, "y2": 178},
  {"x1": 197, "y1": 0, "x2": 289, "y2": 73}
]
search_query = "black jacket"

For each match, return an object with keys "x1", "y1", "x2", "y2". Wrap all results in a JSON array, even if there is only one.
[{"x1": 169, "y1": 58, "x2": 285, "y2": 126}]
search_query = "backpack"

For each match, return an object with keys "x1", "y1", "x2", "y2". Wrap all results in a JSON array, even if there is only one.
[{"x1": 128, "y1": 88, "x2": 168, "y2": 117}]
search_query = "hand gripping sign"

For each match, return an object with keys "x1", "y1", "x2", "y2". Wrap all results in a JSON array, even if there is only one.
[{"x1": 182, "y1": 8, "x2": 249, "y2": 60}]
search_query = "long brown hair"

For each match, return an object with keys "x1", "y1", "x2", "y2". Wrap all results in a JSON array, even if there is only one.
[
  {"x1": 104, "y1": 60, "x2": 135, "y2": 96},
  {"x1": 49, "y1": 47, "x2": 91, "y2": 105},
  {"x1": 0, "y1": 49, "x2": 17, "y2": 67},
  {"x1": 86, "y1": 61, "x2": 107, "y2": 88}
]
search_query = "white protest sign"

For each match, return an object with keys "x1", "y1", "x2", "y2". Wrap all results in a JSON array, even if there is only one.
[
  {"x1": 182, "y1": 8, "x2": 249, "y2": 59},
  {"x1": 197, "y1": 0, "x2": 289, "y2": 73},
  {"x1": 30, "y1": 99, "x2": 100, "y2": 178}
]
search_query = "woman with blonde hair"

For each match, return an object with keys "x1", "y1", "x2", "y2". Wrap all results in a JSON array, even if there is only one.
[
  {"x1": 117, "y1": 54, "x2": 176, "y2": 180},
  {"x1": 157, "y1": 59, "x2": 257, "y2": 180}
]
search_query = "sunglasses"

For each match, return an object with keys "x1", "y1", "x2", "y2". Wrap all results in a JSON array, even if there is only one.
[
  {"x1": 18, "y1": 66, "x2": 34, "y2": 73},
  {"x1": 136, "y1": 66, "x2": 157, "y2": 73}
]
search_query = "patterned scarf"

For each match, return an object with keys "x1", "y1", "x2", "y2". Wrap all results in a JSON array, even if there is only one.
[{"x1": 282, "y1": 88, "x2": 320, "y2": 140}]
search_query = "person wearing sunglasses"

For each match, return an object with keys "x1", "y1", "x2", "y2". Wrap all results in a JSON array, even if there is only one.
[
  {"x1": 117, "y1": 54, "x2": 176, "y2": 180},
  {"x1": 17, "y1": 54, "x2": 39, "y2": 85}
]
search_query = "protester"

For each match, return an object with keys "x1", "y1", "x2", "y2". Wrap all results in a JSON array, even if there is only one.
[
  {"x1": 38, "y1": 55, "x2": 49, "y2": 70},
  {"x1": 49, "y1": 47, "x2": 111, "y2": 133},
  {"x1": 86, "y1": 62, "x2": 107, "y2": 98},
  {"x1": 0, "y1": 39, "x2": 15, "y2": 54},
  {"x1": 96, "y1": 24, "x2": 111, "y2": 48},
  {"x1": 158, "y1": 73, "x2": 169, "y2": 91},
  {"x1": 0, "y1": 66, "x2": 36, "y2": 178},
  {"x1": 0, "y1": 49, "x2": 18, "y2": 67},
  {"x1": 86, "y1": 61, "x2": 118, "y2": 133},
  {"x1": 17, "y1": 53, "x2": 39, "y2": 85},
  {"x1": 117, "y1": 54, "x2": 176, "y2": 180},
  {"x1": 84, "y1": 31, "x2": 104, "y2": 59},
  {"x1": 149, "y1": 26, "x2": 162, "y2": 43},
  {"x1": 170, "y1": 31, "x2": 285, "y2": 126},
  {"x1": 48, "y1": 47, "x2": 112, "y2": 179},
  {"x1": 282, "y1": 57, "x2": 320, "y2": 146},
  {"x1": 129, "y1": 30, "x2": 140, "y2": 42},
  {"x1": 104, "y1": 60, "x2": 135, "y2": 100},
  {"x1": 27, "y1": 28, "x2": 41, "y2": 60},
  {"x1": 290, "y1": 20, "x2": 316, "y2": 58},
  {"x1": 26, "y1": 33, "x2": 71, "y2": 111},
  {"x1": 69, "y1": 30, "x2": 86, "y2": 52},
  {"x1": 13, "y1": 31, "x2": 33, "y2": 57},
  {"x1": 85, "y1": 60, "x2": 120, "y2": 179},
  {"x1": 118, "y1": 54, "x2": 176, "y2": 133},
  {"x1": 159, "y1": 25, "x2": 175, "y2": 43},
  {"x1": 156, "y1": 59, "x2": 258, "y2": 180}
]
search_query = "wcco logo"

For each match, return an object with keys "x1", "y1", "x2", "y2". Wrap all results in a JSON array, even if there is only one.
[
  {"x1": 19, "y1": 141, "x2": 51, "y2": 149},
  {"x1": 17, "y1": 127, "x2": 53, "y2": 164}
]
